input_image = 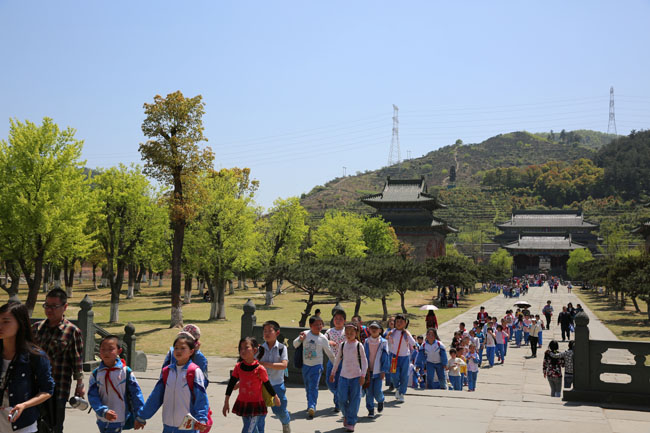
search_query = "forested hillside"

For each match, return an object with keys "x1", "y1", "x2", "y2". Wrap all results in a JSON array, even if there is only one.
[{"x1": 300, "y1": 129, "x2": 650, "y2": 251}]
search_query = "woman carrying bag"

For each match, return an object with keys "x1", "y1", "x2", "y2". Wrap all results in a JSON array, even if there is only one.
[{"x1": 0, "y1": 302, "x2": 55, "y2": 433}]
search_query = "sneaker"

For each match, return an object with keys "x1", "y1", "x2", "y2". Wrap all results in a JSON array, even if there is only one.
[
  {"x1": 346, "y1": 424, "x2": 355, "y2": 432},
  {"x1": 367, "y1": 410, "x2": 375, "y2": 418},
  {"x1": 307, "y1": 408, "x2": 315, "y2": 419},
  {"x1": 377, "y1": 402, "x2": 384, "y2": 413},
  {"x1": 394, "y1": 391, "x2": 401, "y2": 401},
  {"x1": 388, "y1": 385, "x2": 394, "y2": 392},
  {"x1": 397, "y1": 393, "x2": 405, "y2": 402},
  {"x1": 333, "y1": 405, "x2": 340, "y2": 413},
  {"x1": 282, "y1": 424, "x2": 291, "y2": 433}
]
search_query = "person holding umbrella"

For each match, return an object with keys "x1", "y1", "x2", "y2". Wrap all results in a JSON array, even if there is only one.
[{"x1": 425, "y1": 310, "x2": 438, "y2": 330}]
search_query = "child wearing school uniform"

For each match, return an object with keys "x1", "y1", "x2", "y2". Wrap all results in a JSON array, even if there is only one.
[
  {"x1": 363, "y1": 321, "x2": 390, "y2": 417},
  {"x1": 329, "y1": 323, "x2": 368, "y2": 432},
  {"x1": 514, "y1": 314, "x2": 524, "y2": 348},
  {"x1": 137, "y1": 334, "x2": 210, "y2": 433},
  {"x1": 422, "y1": 328, "x2": 448, "y2": 389},
  {"x1": 484, "y1": 328, "x2": 497, "y2": 368},
  {"x1": 535, "y1": 315, "x2": 544, "y2": 348},
  {"x1": 386, "y1": 314, "x2": 417, "y2": 402},
  {"x1": 447, "y1": 349, "x2": 465, "y2": 391},
  {"x1": 382, "y1": 316, "x2": 396, "y2": 392},
  {"x1": 293, "y1": 315, "x2": 335, "y2": 418},
  {"x1": 466, "y1": 344, "x2": 480, "y2": 392},
  {"x1": 161, "y1": 324, "x2": 209, "y2": 388},
  {"x1": 88, "y1": 335, "x2": 145, "y2": 433},
  {"x1": 258, "y1": 321, "x2": 291, "y2": 433},
  {"x1": 325, "y1": 309, "x2": 347, "y2": 413},
  {"x1": 495, "y1": 325, "x2": 506, "y2": 364}
]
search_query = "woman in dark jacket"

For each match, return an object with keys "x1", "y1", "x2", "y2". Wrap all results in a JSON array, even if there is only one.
[
  {"x1": 0, "y1": 302, "x2": 55, "y2": 432},
  {"x1": 425, "y1": 310, "x2": 438, "y2": 330}
]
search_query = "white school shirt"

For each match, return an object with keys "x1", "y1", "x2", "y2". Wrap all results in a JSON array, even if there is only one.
[
  {"x1": 387, "y1": 330, "x2": 417, "y2": 357},
  {"x1": 484, "y1": 332, "x2": 496, "y2": 347},
  {"x1": 160, "y1": 365, "x2": 206, "y2": 428},
  {"x1": 447, "y1": 357, "x2": 465, "y2": 376},
  {"x1": 331, "y1": 340, "x2": 368, "y2": 379},
  {"x1": 260, "y1": 341, "x2": 288, "y2": 386},
  {"x1": 90, "y1": 362, "x2": 134, "y2": 423},
  {"x1": 422, "y1": 340, "x2": 445, "y2": 364},
  {"x1": 293, "y1": 331, "x2": 335, "y2": 366}
]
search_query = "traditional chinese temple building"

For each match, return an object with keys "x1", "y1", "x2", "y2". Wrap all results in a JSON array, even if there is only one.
[
  {"x1": 362, "y1": 176, "x2": 456, "y2": 261},
  {"x1": 632, "y1": 220, "x2": 650, "y2": 253},
  {"x1": 495, "y1": 210, "x2": 599, "y2": 276}
]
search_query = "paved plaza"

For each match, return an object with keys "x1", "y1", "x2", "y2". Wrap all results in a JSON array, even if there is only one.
[{"x1": 65, "y1": 283, "x2": 650, "y2": 433}]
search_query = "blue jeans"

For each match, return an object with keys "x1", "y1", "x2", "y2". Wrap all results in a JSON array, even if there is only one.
[
  {"x1": 486, "y1": 346, "x2": 495, "y2": 367},
  {"x1": 478, "y1": 346, "x2": 484, "y2": 366},
  {"x1": 467, "y1": 370, "x2": 478, "y2": 391},
  {"x1": 524, "y1": 332, "x2": 530, "y2": 345},
  {"x1": 390, "y1": 355, "x2": 410, "y2": 395},
  {"x1": 302, "y1": 364, "x2": 323, "y2": 410},
  {"x1": 449, "y1": 375, "x2": 462, "y2": 391},
  {"x1": 508, "y1": 325, "x2": 513, "y2": 341},
  {"x1": 258, "y1": 383, "x2": 290, "y2": 432},
  {"x1": 496, "y1": 344, "x2": 505, "y2": 361},
  {"x1": 96, "y1": 421, "x2": 122, "y2": 433},
  {"x1": 365, "y1": 375, "x2": 385, "y2": 411},
  {"x1": 242, "y1": 416, "x2": 261, "y2": 433},
  {"x1": 326, "y1": 360, "x2": 341, "y2": 409},
  {"x1": 538, "y1": 331, "x2": 543, "y2": 347},
  {"x1": 337, "y1": 377, "x2": 361, "y2": 426},
  {"x1": 426, "y1": 362, "x2": 447, "y2": 389}
]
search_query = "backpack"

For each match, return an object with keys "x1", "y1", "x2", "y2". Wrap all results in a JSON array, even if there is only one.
[
  {"x1": 91, "y1": 361, "x2": 135, "y2": 430},
  {"x1": 293, "y1": 341, "x2": 303, "y2": 369},
  {"x1": 161, "y1": 364, "x2": 213, "y2": 433}
]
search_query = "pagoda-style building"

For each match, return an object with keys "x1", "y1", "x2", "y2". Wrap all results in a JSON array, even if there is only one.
[
  {"x1": 632, "y1": 220, "x2": 650, "y2": 253},
  {"x1": 362, "y1": 176, "x2": 456, "y2": 261},
  {"x1": 495, "y1": 210, "x2": 600, "y2": 277}
]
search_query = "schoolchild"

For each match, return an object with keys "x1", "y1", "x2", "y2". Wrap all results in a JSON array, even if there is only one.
[
  {"x1": 513, "y1": 314, "x2": 524, "y2": 348},
  {"x1": 0, "y1": 302, "x2": 55, "y2": 433},
  {"x1": 162, "y1": 325, "x2": 209, "y2": 388},
  {"x1": 495, "y1": 325, "x2": 506, "y2": 364},
  {"x1": 258, "y1": 321, "x2": 291, "y2": 433},
  {"x1": 363, "y1": 322, "x2": 390, "y2": 417},
  {"x1": 522, "y1": 315, "x2": 532, "y2": 346},
  {"x1": 382, "y1": 317, "x2": 395, "y2": 391},
  {"x1": 471, "y1": 322, "x2": 485, "y2": 366},
  {"x1": 223, "y1": 337, "x2": 280, "y2": 433},
  {"x1": 329, "y1": 323, "x2": 368, "y2": 432},
  {"x1": 505, "y1": 310, "x2": 514, "y2": 342},
  {"x1": 458, "y1": 338, "x2": 469, "y2": 387},
  {"x1": 484, "y1": 328, "x2": 497, "y2": 368},
  {"x1": 499, "y1": 319, "x2": 510, "y2": 357},
  {"x1": 89, "y1": 335, "x2": 145, "y2": 433},
  {"x1": 386, "y1": 314, "x2": 416, "y2": 402},
  {"x1": 137, "y1": 334, "x2": 210, "y2": 433},
  {"x1": 422, "y1": 328, "x2": 447, "y2": 390},
  {"x1": 410, "y1": 335, "x2": 426, "y2": 388},
  {"x1": 293, "y1": 316, "x2": 335, "y2": 418},
  {"x1": 351, "y1": 316, "x2": 370, "y2": 343},
  {"x1": 465, "y1": 344, "x2": 480, "y2": 391},
  {"x1": 446, "y1": 349, "x2": 465, "y2": 391},
  {"x1": 325, "y1": 310, "x2": 347, "y2": 413}
]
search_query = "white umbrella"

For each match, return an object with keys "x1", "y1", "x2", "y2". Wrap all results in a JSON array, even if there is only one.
[
  {"x1": 513, "y1": 301, "x2": 531, "y2": 308},
  {"x1": 419, "y1": 304, "x2": 439, "y2": 311}
]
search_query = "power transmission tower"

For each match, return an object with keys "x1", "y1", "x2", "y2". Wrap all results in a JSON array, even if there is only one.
[
  {"x1": 388, "y1": 104, "x2": 401, "y2": 167},
  {"x1": 607, "y1": 86, "x2": 617, "y2": 135},
  {"x1": 342, "y1": 166, "x2": 347, "y2": 177}
]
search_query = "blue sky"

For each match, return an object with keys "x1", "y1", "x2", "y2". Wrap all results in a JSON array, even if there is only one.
[{"x1": 1, "y1": 1, "x2": 649, "y2": 208}]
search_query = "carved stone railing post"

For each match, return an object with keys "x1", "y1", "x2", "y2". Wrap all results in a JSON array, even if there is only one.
[
  {"x1": 123, "y1": 322, "x2": 148, "y2": 372},
  {"x1": 77, "y1": 295, "x2": 95, "y2": 364},
  {"x1": 241, "y1": 299, "x2": 257, "y2": 340},
  {"x1": 573, "y1": 311, "x2": 590, "y2": 391}
]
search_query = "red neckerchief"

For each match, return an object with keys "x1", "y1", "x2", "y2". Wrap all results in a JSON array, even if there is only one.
[{"x1": 105, "y1": 366, "x2": 124, "y2": 401}]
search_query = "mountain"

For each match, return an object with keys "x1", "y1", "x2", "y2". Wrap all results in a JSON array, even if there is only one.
[{"x1": 300, "y1": 130, "x2": 615, "y2": 217}]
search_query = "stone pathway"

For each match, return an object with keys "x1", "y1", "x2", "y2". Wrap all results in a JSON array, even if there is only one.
[{"x1": 64, "y1": 283, "x2": 649, "y2": 432}]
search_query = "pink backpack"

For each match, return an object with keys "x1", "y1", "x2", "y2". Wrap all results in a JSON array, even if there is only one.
[{"x1": 162, "y1": 364, "x2": 213, "y2": 432}]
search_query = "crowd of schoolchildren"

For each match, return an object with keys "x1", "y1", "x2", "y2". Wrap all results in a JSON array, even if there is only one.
[{"x1": 0, "y1": 291, "x2": 578, "y2": 433}]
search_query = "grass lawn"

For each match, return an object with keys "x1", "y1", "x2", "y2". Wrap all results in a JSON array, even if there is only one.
[
  {"x1": 574, "y1": 288, "x2": 650, "y2": 341},
  {"x1": 4, "y1": 281, "x2": 496, "y2": 357}
]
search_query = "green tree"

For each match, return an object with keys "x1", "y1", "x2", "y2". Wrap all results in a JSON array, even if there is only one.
[
  {"x1": 139, "y1": 91, "x2": 214, "y2": 327},
  {"x1": 185, "y1": 168, "x2": 259, "y2": 320},
  {"x1": 308, "y1": 211, "x2": 367, "y2": 258},
  {"x1": 566, "y1": 248, "x2": 594, "y2": 280},
  {"x1": 488, "y1": 248, "x2": 513, "y2": 281},
  {"x1": 362, "y1": 216, "x2": 398, "y2": 256},
  {"x1": 258, "y1": 197, "x2": 308, "y2": 306},
  {"x1": 426, "y1": 255, "x2": 477, "y2": 298},
  {"x1": 0, "y1": 118, "x2": 90, "y2": 314}
]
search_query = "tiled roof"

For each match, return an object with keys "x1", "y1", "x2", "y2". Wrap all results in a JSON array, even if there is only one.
[
  {"x1": 362, "y1": 177, "x2": 445, "y2": 209},
  {"x1": 504, "y1": 236, "x2": 585, "y2": 251},
  {"x1": 497, "y1": 211, "x2": 597, "y2": 228}
]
